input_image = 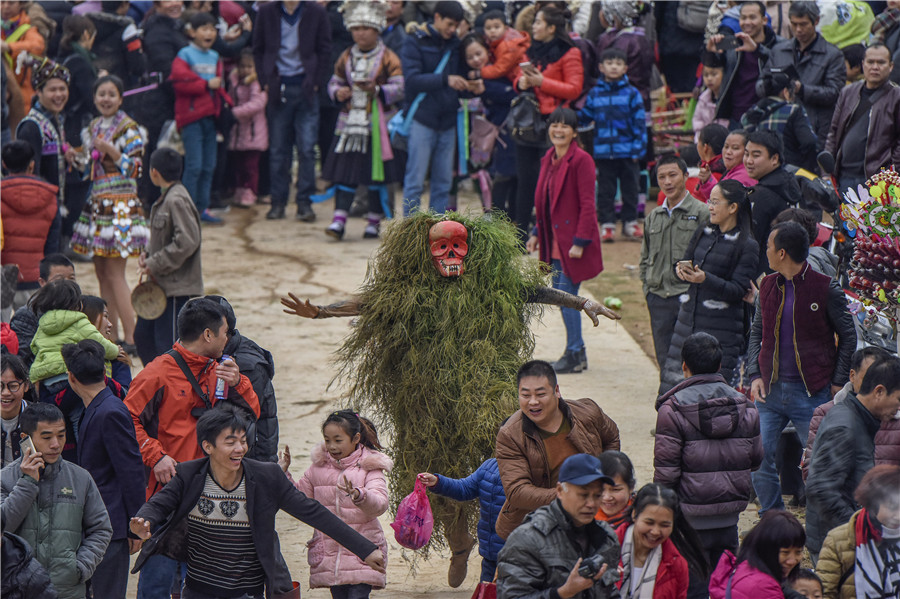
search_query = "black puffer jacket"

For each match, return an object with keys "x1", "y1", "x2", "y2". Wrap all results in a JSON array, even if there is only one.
[
  {"x1": 654, "y1": 374, "x2": 762, "y2": 530},
  {"x1": 226, "y1": 330, "x2": 278, "y2": 462},
  {"x1": 1, "y1": 532, "x2": 57, "y2": 599},
  {"x1": 8, "y1": 306, "x2": 38, "y2": 367},
  {"x1": 751, "y1": 167, "x2": 801, "y2": 275},
  {"x1": 659, "y1": 226, "x2": 759, "y2": 393},
  {"x1": 133, "y1": 13, "x2": 188, "y2": 140},
  {"x1": 806, "y1": 391, "x2": 881, "y2": 554},
  {"x1": 85, "y1": 11, "x2": 146, "y2": 85}
]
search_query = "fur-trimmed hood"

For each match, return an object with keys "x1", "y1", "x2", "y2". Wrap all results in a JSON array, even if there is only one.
[{"x1": 310, "y1": 442, "x2": 393, "y2": 472}]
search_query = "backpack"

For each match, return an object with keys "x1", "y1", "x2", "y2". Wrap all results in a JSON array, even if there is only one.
[{"x1": 677, "y1": 1, "x2": 714, "y2": 33}]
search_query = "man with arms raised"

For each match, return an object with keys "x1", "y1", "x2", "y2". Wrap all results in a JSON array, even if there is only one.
[{"x1": 131, "y1": 405, "x2": 384, "y2": 598}]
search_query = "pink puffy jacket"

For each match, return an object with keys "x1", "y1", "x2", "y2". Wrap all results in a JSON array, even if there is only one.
[
  {"x1": 292, "y1": 443, "x2": 392, "y2": 588},
  {"x1": 228, "y1": 71, "x2": 268, "y2": 152},
  {"x1": 709, "y1": 551, "x2": 785, "y2": 599}
]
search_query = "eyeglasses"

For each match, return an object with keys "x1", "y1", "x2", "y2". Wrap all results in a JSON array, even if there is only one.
[{"x1": 1, "y1": 380, "x2": 24, "y2": 393}]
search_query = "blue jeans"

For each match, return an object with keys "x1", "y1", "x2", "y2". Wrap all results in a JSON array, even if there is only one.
[
  {"x1": 402, "y1": 119, "x2": 455, "y2": 215},
  {"x1": 752, "y1": 380, "x2": 830, "y2": 513},
  {"x1": 551, "y1": 259, "x2": 583, "y2": 353},
  {"x1": 181, "y1": 117, "x2": 217, "y2": 213},
  {"x1": 268, "y1": 84, "x2": 319, "y2": 207},
  {"x1": 137, "y1": 554, "x2": 186, "y2": 599}
]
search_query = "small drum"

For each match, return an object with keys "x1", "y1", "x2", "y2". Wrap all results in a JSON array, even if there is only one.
[{"x1": 131, "y1": 275, "x2": 167, "y2": 320}]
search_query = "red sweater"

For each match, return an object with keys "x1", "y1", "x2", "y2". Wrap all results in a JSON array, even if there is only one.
[{"x1": 1, "y1": 175, "x2": 58, "y2": 284}]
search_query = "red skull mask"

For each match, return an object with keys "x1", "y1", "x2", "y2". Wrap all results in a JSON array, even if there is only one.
[{"x1": 429, "y1": 221, "x2": 469, "y2": 277}]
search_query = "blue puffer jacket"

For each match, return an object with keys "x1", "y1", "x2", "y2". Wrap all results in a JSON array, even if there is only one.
[
  {"x1": 401, "y1": 23, "x2": 461, "y2": 131},
  {"x1": 432, "y1": 458, "x2": 505, "y2": 562},
  {"x1": 578, "y1": 74, "x2": 646, "y2": 160}
]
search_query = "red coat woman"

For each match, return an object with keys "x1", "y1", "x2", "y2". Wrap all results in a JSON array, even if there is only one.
[{"x1": 527, "y1": 108, "x2": 601, "y2": 374}]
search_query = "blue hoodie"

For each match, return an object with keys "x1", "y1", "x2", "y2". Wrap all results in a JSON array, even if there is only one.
[{"x1": 579, "y1": 74, "x2": 646, "y2": 160}]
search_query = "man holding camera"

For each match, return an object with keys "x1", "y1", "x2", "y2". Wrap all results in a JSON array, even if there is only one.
[{"x1": 497, "y1": 453, "x2": 621, "y2": 599}]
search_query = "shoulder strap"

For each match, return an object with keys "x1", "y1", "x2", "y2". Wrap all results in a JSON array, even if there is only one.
[
  {"x1": 166, "y1": 349, "x2": 212, "y2": 409},
  {"x1": 404, "y1": 48, "x2": 454, "y2": 129},
  {"x1": 725, "y1": 571, "x2": 735, "y2": 599}
]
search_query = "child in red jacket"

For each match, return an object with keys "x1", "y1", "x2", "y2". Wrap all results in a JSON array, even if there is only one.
[
  {"x1": 478, "y1": 10, "x2": 529, "y2": 82},
  {"x1": 0, "y1": 140, "x2": 58, "y2": 311},
  {"x1": 170, "y1": 11, "x2": 232, "y2": 224}
]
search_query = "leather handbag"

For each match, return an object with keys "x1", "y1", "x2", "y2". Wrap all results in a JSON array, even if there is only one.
[{"x1": 506, "y1": 91, "x2": 547, "y2": 147}]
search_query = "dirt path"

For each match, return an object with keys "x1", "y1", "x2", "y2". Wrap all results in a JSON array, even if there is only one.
[{"x1": 73, "y1": 193, "x2": 662, "y2": 598}]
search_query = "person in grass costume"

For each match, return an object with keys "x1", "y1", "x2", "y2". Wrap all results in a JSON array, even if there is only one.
[{"x1": 281, "y1": 212, "x2": 619, "y2": 586}]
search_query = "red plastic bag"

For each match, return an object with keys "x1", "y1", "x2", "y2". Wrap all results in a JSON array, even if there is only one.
[
  {"x1": 390, "y1": 479, "x2": 434, "y2": 549},
  {"x1": 471, "y1": 582, "x2": 497, "y2": 599}
]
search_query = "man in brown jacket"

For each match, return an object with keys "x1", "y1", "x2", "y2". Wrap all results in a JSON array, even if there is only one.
[
  {"x1": 495, "y1": 360, "x2": 620, "y2": 539},
  {"x1": 135, "y1": 148, "x2": 203, "y2": 366},
  {"x1": 824, "y1": 43, "x2": 900, "y2": 193}
]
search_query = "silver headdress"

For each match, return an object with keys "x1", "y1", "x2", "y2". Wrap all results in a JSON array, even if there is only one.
[{"x1": 340, "y1": 0, "x2": 387, "y2": 32}]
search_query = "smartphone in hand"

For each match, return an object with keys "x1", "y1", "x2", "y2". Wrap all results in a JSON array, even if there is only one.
[
  {"x1": 21, "y1": 435, "x2": 36, "y2": 455},
  {"x1": 715, "y1": 36, "x2": 741, "y2": 52}
]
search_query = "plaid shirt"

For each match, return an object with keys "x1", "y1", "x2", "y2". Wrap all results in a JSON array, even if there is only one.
[{"x1": 740, "y1": 96, "x2": 807, "y2": 134}]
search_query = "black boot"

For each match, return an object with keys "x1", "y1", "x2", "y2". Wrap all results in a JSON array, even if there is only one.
[
  {"x1": 579, "y1": 348, "x2": 588, "y2": 371},
  {"x1": 551, "y1": 350, "x2": 583, "y2": 374}
]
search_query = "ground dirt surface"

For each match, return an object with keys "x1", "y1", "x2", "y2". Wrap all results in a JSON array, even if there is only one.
[{"x1": 70, "y1": 191, "x2": 760, "y2": 598}]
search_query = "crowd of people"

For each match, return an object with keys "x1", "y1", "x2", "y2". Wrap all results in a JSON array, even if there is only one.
[{"x1": 2, "y1": 0, "x2": 900, "y2": 598}]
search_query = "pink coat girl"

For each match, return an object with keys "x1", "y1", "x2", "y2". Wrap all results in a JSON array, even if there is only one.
[
  {"x1": 228, "y1": 69, "x2": 268, "y2": 152},
  {"x1": 292, "y1": 442, "x2": 393, "y2": 589}
]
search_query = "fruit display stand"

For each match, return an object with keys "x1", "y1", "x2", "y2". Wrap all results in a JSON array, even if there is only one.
[{"x1": 841, "y1": 168, "x2": 900, "y2": 353}]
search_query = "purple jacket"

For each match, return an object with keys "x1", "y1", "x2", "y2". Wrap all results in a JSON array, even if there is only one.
[
  {"x1": 251, "y1": 1, "x2": 332, "y2": 103},
  {"x1": 654, "y1": 374, "x2": 763, "y2": 530}
]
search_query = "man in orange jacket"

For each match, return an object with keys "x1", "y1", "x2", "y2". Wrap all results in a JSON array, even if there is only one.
[{"x1": 125, "y1": 296, "x2": 261, "y2": 599}]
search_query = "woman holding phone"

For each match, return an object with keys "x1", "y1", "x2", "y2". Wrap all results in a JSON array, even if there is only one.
[
  {"x1": 512, "y1": 5, "x2": 583, "y2": 241},
  {"x1": 658, "y1": 180, "x2": 759, "y2": 393}
]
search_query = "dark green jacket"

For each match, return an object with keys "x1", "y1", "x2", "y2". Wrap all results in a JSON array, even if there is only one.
[{"x1": 1, "y1": 458, "x2": 112, "y2": 599}]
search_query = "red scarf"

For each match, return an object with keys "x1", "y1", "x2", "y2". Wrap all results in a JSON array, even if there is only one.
[{"x1": 855, "y1": 508, "x2": 883, "y2": 547}]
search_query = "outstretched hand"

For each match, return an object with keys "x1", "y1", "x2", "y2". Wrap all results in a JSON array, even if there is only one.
[
  {"x1": 281, "y1": 293, "x2": 320, "y2": 318},
  {"x1": 582, "y1": 299, "x2": 621, "y2": 326},
  {"x1": 130, "y1": 517, "x2": 152, "y2": 540}
]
